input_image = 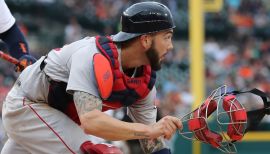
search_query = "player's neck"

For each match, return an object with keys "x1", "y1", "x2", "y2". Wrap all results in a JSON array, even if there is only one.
[{"x1": 120, "y1": 41, "x2": 148, "y2": 71}]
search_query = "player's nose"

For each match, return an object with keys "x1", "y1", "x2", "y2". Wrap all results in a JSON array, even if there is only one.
[{"x1": 167, "y1": 41, "x2": 173, "y2": 52}]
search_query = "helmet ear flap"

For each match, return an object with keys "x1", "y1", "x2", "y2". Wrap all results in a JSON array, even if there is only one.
[
  {"x1": 188, "y1": 99, "x2": 223, "y2": 148},
  {"x1": 223, "y1": 95, "x2": 247, "y2": 141}
]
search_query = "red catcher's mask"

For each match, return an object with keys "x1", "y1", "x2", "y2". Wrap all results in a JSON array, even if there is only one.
[{"x1": 179, "y1": 86, "x2": 247, "y2": 153}]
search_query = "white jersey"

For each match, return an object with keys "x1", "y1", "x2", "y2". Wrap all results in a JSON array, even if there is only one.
[
  {"x1": 0, "y1": 0, "x2": 15, "y2": 33},
  {"x1": 16, "y1": 36, "x2": 157, "y2": 124},
  {"x1": 2, "y1": 35, "x2": 158, "y2": 154}
]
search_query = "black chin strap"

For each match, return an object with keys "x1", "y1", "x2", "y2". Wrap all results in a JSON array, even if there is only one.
[
  {"x1": 248, "y1": 89, "x2": 270, "y2": 113},
  {"x1": 228, "y1": 88, "x2": 270, "y2": 132}
]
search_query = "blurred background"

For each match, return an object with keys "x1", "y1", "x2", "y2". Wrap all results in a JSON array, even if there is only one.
[{"x1": 0, "y1": 0, "x2": 270, "y2": 154}]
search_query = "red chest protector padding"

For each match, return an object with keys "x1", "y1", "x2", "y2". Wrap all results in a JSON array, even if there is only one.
[
  {"x1": 188, "y1": 95, "x2": 247, "y2": 148},
  {"x1": 95, "y1": 36, "x2": 156, "y2": 110}
]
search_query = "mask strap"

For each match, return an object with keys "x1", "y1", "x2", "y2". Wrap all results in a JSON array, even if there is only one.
[{"x1": 229, "y1": 88, "x2": 270, "y2": 132}]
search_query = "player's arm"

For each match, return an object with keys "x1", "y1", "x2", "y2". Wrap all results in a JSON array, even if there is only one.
[
  {"x1": 0, "y1": 0, "x2": 28, "y2": 58},
  {"x1": 74, "y1": 91, "x2": 153, "y2": 140},
  {"x1": 0, "y1": 23, "x2": 36, "y2": 72},
  {"x1": 0, "y1": 0, "x2": 36, "y2": 71},
  {"x1": 73, "y1": 91, "x2": 182, "y2": 143},
  {"x1": 0, "y1": 23, "x2": 29, "y2": 58}
]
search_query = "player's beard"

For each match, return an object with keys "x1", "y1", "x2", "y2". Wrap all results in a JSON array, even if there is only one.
[{"x1": 146, "y1": 41, "x2": 162, "y2": 71}]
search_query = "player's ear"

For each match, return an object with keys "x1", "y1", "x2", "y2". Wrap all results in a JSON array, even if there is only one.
[{"x1": 140, "y1": 34, "x2": 152, "y2": 49}]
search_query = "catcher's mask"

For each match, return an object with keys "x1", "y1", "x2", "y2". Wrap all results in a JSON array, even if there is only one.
[{"x1": 179, "y1": 85, "x2": 270, "y2": 153}]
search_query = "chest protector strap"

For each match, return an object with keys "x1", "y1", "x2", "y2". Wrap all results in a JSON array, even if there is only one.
[{"x1": 95, "y1": 36, "x2": 156, "y2": 109}]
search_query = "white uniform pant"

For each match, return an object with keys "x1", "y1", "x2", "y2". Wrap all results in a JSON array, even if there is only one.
[{"x1": 1, "y1": 85, "x2": 90, "y2": 154}]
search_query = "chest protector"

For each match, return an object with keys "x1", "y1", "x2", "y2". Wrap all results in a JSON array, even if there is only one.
[
  {"x1": 95, "y1": 36, "x2": 156, "y2": 111},
  {"x1": 46, "y1": 36, "x2": 156, "y2": 125}
]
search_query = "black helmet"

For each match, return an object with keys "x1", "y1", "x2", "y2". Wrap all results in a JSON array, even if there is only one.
[{"x1": 112, "y1": 1, "x2": 175, "y2": 42}]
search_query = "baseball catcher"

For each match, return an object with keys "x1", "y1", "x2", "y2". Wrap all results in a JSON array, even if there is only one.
[{"x1": 1, "y1": 2, "x2": 182, "y2": 154}]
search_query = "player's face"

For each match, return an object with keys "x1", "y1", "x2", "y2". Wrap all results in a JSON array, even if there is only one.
[{"x1": 146, "y1": 29, "x2": 173, "y2": 71}]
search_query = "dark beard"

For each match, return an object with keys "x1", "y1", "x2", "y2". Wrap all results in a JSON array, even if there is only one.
[{"x1": 146, "y1": 41, "x2": 161, "y2": 71}]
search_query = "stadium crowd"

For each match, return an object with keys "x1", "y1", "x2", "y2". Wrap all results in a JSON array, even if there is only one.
[{"x1": 0, "y1": 0, "x2": 269, "y2": 153}]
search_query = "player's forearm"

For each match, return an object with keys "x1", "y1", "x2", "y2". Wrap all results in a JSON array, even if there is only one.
[
  {"x1": 0, "y1": 23, "x2": 29, "y2": 58},
  {"x1": 80, "y1": 109, "x2": 151, "y2": 141},
  {"x1": 73, "y1": 91, "x2": 153, "y2": 140}
]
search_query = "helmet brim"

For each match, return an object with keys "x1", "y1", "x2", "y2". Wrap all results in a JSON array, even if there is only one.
[{"x1": 112, "y1": 31, "x2": 141, "y2": 42}]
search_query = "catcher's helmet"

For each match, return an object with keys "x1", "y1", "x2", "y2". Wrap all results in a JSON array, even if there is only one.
[{"x1": 112, "y1": 1, "x2": 175, "y2": 42}]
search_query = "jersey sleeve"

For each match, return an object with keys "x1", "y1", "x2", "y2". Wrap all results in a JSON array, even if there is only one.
[
  {"x1": 66, "y1": 46, "x2": 99, "y2": 97},
  {"x1": 0, "y1": 0, "x2": 15, "y2": 33},
  {"x1": 127, "y1": 87, "x2": 157, "y2": 124}
]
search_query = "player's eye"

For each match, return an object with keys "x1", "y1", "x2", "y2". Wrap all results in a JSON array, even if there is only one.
[{"x1": 164, "y1": 35, "x2": 172, "y2": 40}]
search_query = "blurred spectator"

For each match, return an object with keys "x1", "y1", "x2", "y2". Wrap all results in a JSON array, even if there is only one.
[{"x1": 64, "y1": 16, "x2": 82, "y2": 44}]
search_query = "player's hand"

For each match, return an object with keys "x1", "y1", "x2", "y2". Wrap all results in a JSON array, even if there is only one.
[
  {"x1": 15, "y1": 54, "x2": 37, "y2": 72},
  {"x1": 148, "y1": 116, "x2": 183, "y2": 140}
]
